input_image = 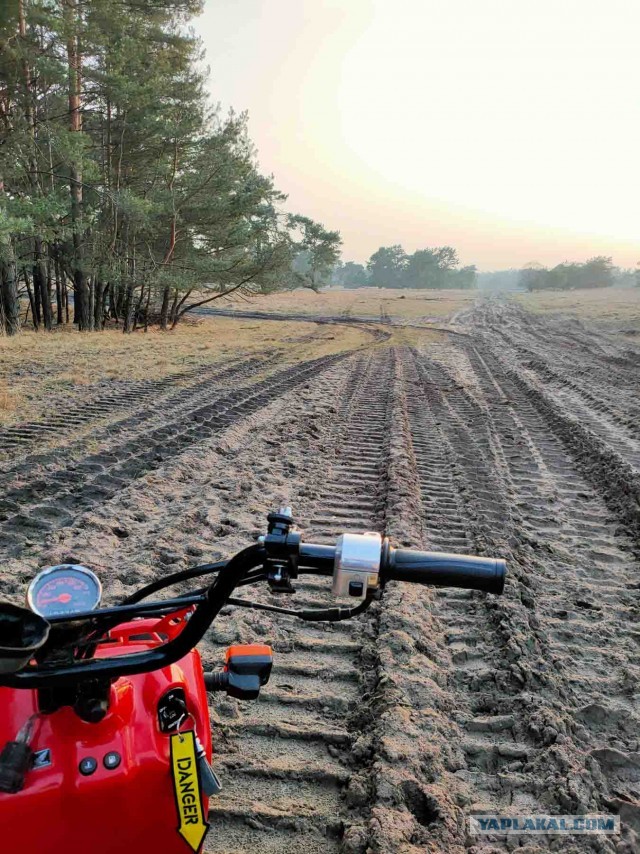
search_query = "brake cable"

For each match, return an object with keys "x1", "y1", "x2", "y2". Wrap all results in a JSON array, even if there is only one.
[
  {"x1": 120, "y1": 545, "x2": 370, "y2": 627},
  {"x1": 224, "y1": 594, "x2": 374, "y2": 622}
]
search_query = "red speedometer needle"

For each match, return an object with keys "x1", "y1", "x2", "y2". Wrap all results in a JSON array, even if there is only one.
[{"x1": 40, "y1": 593, "x2": 73, "y2": 604}]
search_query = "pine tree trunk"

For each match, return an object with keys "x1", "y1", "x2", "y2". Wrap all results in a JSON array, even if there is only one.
[
  {"x1": 55, "y1": 258, "x2": 64, "y2": 325},
  {"x1": 144, "y1": 283, "x2": 152, "y2": 332},
  {"x1": 123, "y1": 284, "x2": 135, "y2": 333},
  {"x1": 123, "y1": 236, "x2": 136, "y2": 333},
  {"x1": 33, "y1": 238, "x2": 52, "y2": 330},
  {"x1": 108, "y1": 283, "x2": 118, "y2": 321},
  {"x1": 0, "y1": 255, "x2": 20, "y2": 335},
  {"x1": 94, "y1": 279, "x2": 104, "y2": 329},
  {"x1": 115, "y1": 283, "x2": 124, "y2": 320},
  {"x1": 159, "y1": 285, "x2": 170, "y2": 330},
  {"x1": 20, "y1": 0, "x2": 53, "y2": 332},
  {"x1": 24, "y1": 271, "x2": 39, "y2": 330},
  {"x1": 65, "y1": 0, "x2": 90, "y2": 330},
  {"x1": 169, "y1": 289, "x2": 179, "y2": 328},
  {"x1": 47, "y1": 257, "x2": 54, "y2": 322},
  {"x1": 32, "y1": 259, "x2": 45, "y2": 328},
  {"x1": 88, "y1": 276, "x2": 95, "y2": 330},
  {"x1": 100, "y1": 283, "x2": 109, "y2": 327},
  {"x1": 133, "y1": 280, "x2": 146, "y2": 330}
]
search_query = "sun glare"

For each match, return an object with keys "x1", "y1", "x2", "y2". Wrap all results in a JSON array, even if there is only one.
[{"x1": 200, "y1": 0, "x2": 640, "y2": 268}]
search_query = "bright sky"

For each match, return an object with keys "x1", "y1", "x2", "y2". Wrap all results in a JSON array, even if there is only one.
[{"x1": 199, "y1": 0, "x2": 640, "y2": 270}]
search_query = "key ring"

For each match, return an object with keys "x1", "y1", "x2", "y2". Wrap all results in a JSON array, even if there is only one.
[{"x1": 174, "y1": 711, "x2": 195, "y2": 742}]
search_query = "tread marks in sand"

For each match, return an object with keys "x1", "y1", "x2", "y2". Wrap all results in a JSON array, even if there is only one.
[
  {"x1": 476, "y1": 304, "x2": 640, "y2": 473},
  {"x1": 204, "y1": 349, "x2": 396, "y2": 854},
  {"x1": 0, "y1": 353, "x2": 345, "y2": 553},
  {"x1": 408, "y1": 341, "x2": 639, "y2": 850},
  {"x1": 0, "y1": 357, "x2": 255, "y2": 458}
]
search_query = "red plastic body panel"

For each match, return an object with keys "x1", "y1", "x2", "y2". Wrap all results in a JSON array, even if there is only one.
[{"x1": 0, "y1": 615, "x2": 213, "y2": 854}]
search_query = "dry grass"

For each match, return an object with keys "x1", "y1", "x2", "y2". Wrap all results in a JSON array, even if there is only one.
[
  {"x1": 0, "y1": 381, "x2": 20, "y2": 424},
  {"x1": 384, "y1": 326, "x2": 447, "y2": 348},
  {"x1": 222, "y1": 287, "x2": 477, "y2": 322},
  {"x1": 515, "y1": 287, "x2": 640, "y2": 327},
  {"x1": 0, "y1": 316, "x2": 371, "y2": 426}
]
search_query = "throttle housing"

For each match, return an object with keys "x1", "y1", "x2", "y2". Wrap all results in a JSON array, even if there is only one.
[{"x1": 332, "y1": 532, "x2": 382, "y2": 600}]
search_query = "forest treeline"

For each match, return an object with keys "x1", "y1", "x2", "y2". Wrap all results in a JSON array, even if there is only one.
[
  {"x1": 0, "y1": 0, "x2": 341, "y2": 335},
  {"x1": 334, "y1": 244, "x2": 477, "y2": 290},
  {"x1": 479, "y1": 258, "x2": 639, "y2": 292},
  {"x1": 518, "y1": 257, "x2": 636, "y2": 291}
]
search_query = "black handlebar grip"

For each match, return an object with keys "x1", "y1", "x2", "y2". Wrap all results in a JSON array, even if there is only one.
[{"x1": 387, "y1": 549, "x2": 506, "y2": 594}]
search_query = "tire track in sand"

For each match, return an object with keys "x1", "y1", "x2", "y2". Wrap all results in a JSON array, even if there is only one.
[
  {"x1": 204, "y1": 349, "x2": 396, "y2": 854},
  {"x1": 413, "y1": 338, "x2": 640, "y2": 850},
  {"x1": 0, "y1": 353, "x2": 346, "y2": 554},
  {"x1": 0, "y1": 357, "x2": 254, "y2": 459}
]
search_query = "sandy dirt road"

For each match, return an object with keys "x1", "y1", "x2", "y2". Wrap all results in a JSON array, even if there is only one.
[{"x1": 1, "y1": 301, "x2": 639, "y2": 853}]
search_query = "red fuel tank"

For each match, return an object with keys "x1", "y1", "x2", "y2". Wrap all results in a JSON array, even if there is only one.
[{"x1": 0, "y1": 617, "x2": 213, "y2": 854}]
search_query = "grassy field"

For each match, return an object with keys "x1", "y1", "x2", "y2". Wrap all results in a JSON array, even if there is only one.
[
  {"x1": 8, "y1": 284, "x2": 637, "y2": 430},
  {"x1": 0, "y1": 316, "x2": 370, "y2": 426},
  {"x1": 515, "y1": 286, "x2": 640, "y2": 327},
  {"x1": 221, "y1": 287, "x2": 477, "y2": 321}
]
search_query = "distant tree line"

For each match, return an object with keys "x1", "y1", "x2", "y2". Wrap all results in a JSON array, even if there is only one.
[
  {"x1": 0, "y1": 0, "x2": 341, "y2": 335},
  {"x1": 333, "y1": 244, "x2": 477, "y2": 290},
  {"x1": 476, "y1": 258, "x2": 638, "y2": 293},
  {"x1": 519, "y1": 257, "x2": 618, "y2": 292}
]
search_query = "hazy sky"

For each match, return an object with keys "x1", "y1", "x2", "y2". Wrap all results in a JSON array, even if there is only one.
[{"x1": 199, "y1": 0, "x2": 639, "y2": 270}]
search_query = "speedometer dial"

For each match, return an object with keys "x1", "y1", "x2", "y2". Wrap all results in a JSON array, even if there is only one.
[{"x1": 27, "y1": 565, "x2": 102, "y2": 618}]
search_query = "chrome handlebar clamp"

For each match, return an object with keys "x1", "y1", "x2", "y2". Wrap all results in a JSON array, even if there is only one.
[{"x1": 332, "y1": 532, "x2": 382, "y2": 601}]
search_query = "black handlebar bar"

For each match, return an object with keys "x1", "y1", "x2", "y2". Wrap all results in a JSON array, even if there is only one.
[
  {"x1": 297, "y1": 543, "x2": 505, "y2": 594},
  {"x1": 387, "y1": 549, "x2": 506, "y2": 595}
]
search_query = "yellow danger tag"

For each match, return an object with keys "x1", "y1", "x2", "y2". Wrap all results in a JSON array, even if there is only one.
[{"x1": 170, "y1": 731, "x2": 210, "y2": 852}]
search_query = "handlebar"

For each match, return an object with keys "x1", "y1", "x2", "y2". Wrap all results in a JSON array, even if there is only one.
[
  {"x1": 386, "y1": 549, "x2": 505, "y2": 594},
  {"x1": 297, "y1": 543, "x2": 505, "y2": 594},
  {"x1": 0, "y1": 525, "x2": 506, "y2": 688}
]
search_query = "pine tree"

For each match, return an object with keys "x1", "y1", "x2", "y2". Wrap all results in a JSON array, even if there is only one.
[{"x1": 0, "y1": 0, "x2": 341, "y2": 334}]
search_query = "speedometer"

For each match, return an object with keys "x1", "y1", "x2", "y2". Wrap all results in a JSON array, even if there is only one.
[{"x1": 27, "y1": 565, "x2": 102, "y2": 618}]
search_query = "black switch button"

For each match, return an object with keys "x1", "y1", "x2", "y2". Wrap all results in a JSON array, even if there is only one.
[
  {"x1": 103, "y1": 752, "x2": 121, "y2": 770},
  {"x1": 348, "y1": 581, "x2": 364, "y2": 597},
  {"x1": 79, "y1": 757, "x2": 97, "y2": 776}
]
